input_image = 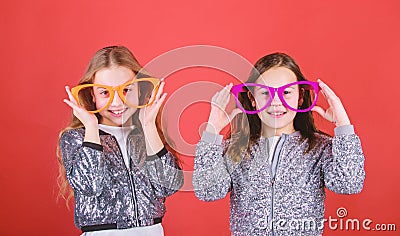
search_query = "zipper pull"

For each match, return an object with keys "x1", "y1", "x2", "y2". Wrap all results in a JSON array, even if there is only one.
[{"x1": 271, "y1": 177, "x2": 275, "y2": 186}]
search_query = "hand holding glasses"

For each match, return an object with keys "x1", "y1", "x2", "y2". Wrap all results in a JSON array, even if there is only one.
[
  {"x1": 229, "y1": 79, "x2": 350, "y2": 126},
  {"x1": 64, "y1": 77, "x2": 161, "y2": 130},
  {"x1": 205, "y1": 79, "x2": 353, "y2": 134},
  {"x1": 311, "y1": 79, "x2": 351, "y2": 126}
]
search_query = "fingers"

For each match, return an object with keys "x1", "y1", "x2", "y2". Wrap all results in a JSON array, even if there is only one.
[
  {"x1": 222, "y1": 83, "x2": 233, "y2": 94},
  {"x1": 211, "y1": 91, "x2": 219, "y2": 103},
  {"x1": 63, "y1": 98, "x2": 89, "y2": 115},
  {"x1": 140, "y1": 81, "x2": 167, "y2": 125},
  {"x1": 64, "y1": 86, "x2": 91, "y2": 116},
  {"x1": 155, "y1": 81, "x2": 165, "y2": 100},
  {"x1": 148, "y1": 81, "x2": 166, "y2": 109},
  {"x1": 152, "y1": 92, "x2": 167, "y2": 111},
  {"x1": 311, "y1": 106, "x2": 326, "y2": 118},
  {"x1": 212, "y1": 83, "x2": 233, "y2": 106},
  {"x1": 65, "y1": 86, "x2": 78, "y2": 105},
  {"x1": 317, "y1": 79, "x2": 339, "y2": 101},
  {"x1": 312, "y1": 106, "x2": 336, "y2": 123},
  {"x1": 148, "y1": 81, "x2": 165, "y2": 105},
  {"x1": 220, "y1": 83, "x2": 233, "y2": 100},
  {"x1": 63, "y1": 98, "x2": 79, "y2": 110},
  {"x1": 64, "y1": 85, "x2": 82, "y2": 113}
]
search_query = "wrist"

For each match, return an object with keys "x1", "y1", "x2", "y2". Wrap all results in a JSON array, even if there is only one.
[
  {"x1": 84, "y1": 124, "x2": 100, "y2": 144},
  {"x1": 205, "y1": 123, "x2": 221, "y2": 134},
  {"x1": 335, "y1": 118, "x2": 351, "y2": 127},
  {"x1": 84, "y1": 122, "x2": 99, "y2": 131},
  {"x1": 142, "y1": 123, "x2": 158, "y2": 133}
]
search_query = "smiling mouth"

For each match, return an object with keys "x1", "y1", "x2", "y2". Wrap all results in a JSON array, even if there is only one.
[
  {"x1": 108, "y1": 108, "x2": 128, "y2": 115},
  {"x1": 267, "y1": 111, "x2": 287, "y2": 116}
]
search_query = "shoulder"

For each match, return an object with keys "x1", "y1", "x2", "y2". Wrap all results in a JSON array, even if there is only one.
[
  {"x1": 61, "y1": 127, "x2": 85, "y2": 137},
  {"x1": 314, "y1": 132, "x2": 332, "y2": 142},
  {"x1": 311, "y1": 132, "x2": 333, "y2": 151},
  {"x1": 59, "y1": 127, "x2": 85, "y2": 144},
  {"x1": 223, "y1": 134, "x2": 261, "y2": 163}
]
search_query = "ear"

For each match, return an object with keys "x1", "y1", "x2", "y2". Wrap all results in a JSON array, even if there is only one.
[
  {"x1": 298, "y1": 88, "x2": 304, "y2": 107},
  {"x1": 298, "y1": 98, "x2": 303, "y2": 107},
  {"x1": 91, "y1": 89, "x2": 96, "y2": 103}
]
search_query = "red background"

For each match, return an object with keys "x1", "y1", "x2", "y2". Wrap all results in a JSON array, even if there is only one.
[{"x1": 1, "y1": 0, "x2": 399, "y2": 235}]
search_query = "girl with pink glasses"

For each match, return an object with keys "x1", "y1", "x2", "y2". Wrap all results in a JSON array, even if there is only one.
[{"x1": 193, "y1": 52, "x2": 365, "y2": 236}]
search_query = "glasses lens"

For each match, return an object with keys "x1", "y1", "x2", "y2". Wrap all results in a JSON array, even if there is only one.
[
  {"x1": 232, "y1": 84, "x2": 273, "y2": 114},
  {"x1": 284, "y1": 83, "x2": 317, "y2": 112},
  {"x1": 124, "y1": 80, "x2": 157, "y2": 107},
  {"x1": 75, "y1": 85, "x2": 111, "y2": 112}
]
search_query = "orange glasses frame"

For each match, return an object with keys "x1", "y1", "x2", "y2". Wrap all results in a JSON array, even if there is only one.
[{"x1": 71, "y1": 77, "x2": 161, "y2": 113}]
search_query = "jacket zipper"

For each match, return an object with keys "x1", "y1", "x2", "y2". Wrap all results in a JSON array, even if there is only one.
[
  {"x1": 270, "y1": 134, "x2": 286, "y2": 236},
  {"x1": 271, "y1": 177, "x2": 275, "y2": 234},
  {"x1": 112, "y1": 136, "x2": 140, "y2": 227}
]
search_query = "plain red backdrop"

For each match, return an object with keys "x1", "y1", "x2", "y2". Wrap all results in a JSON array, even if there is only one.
[{"x1": 1, "y1": 0, "x2": 399, "y2": 235}]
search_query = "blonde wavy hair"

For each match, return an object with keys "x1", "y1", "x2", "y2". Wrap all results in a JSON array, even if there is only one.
[{"x1": 56, "y1": 46, "x2": 176, "y2": 207}]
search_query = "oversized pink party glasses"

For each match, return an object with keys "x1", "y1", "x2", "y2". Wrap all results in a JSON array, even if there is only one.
[{"x1": 231, "y1": 81, "x2": 320, "y2": 114}]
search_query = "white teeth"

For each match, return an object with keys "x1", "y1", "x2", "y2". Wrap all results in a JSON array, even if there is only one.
[{"x1": 111, "y1": 110, "x2": 124, "y2": 114}]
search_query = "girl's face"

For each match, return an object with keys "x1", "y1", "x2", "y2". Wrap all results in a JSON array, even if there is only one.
[
  {"x1": 253, "y1": 66, "x2": 299, "y2": 137},
  {"x1": 93, "y1": 66, "x2": 138, "y2": 126}
]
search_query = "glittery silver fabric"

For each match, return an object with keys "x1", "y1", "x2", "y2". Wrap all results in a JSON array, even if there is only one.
[
  {"x1": 59, "y1": 128, "x2": 183, "y2": 230},
  {"x1": 193, "y1": 129, "x2": 365, "y2": 236}
]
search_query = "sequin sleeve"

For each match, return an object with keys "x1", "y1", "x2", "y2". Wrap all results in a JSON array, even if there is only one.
[
  {"x1": 321, "y1": 125, "x2": 366, "y2": 194},
  {"x1": 193, "y1": 131, "x2": 232, "y2": 201},
  {"x1": 59, "y1": 129, "x2": 107, "y2": 196},
  {"x1": 145, "y1": 148, "x2": 184, "y2": 197}
]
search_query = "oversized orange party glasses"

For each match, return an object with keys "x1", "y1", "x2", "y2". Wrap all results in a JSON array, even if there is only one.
[{"x1": 71, "y1": 77, "x2": 160, "y2": 113}]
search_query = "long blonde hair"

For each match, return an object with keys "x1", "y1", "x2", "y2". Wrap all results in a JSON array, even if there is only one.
[{"x1": 56, "y1": 46, "x2": 176, "y2": 206}]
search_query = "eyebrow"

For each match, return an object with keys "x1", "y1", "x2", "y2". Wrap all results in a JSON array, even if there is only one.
[
  {"x1": 283, "y1": 85, "x2": 296, "y2": 89},
  {"x1": 94, "y1": 86, "x2": 108, "y2": 90}
]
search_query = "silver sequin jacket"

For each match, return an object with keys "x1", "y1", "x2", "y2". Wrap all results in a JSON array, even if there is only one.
[
  {"x1": 59, "y1": 127, "x2": 183, "y2": 230},
  {"x1": 193, "y1": 125, "x2": 365, "y2": 236}
]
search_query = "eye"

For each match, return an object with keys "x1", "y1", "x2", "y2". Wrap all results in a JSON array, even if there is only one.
[
  {"x1": 256, "y1": 88, "x2": 269, "y2": 95},
  {"x1": 283, "y1": 87, "x2": 296, "y2": 95},
  {"x1": 123, "y1": 87, "x2": 134, "y2": 95},
  {"x1": 99, "y1": 90, "x2": 109, "y2": 96}
]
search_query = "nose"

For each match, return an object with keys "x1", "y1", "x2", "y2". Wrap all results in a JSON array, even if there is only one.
[
  {"x1": 270, "y1": 91, "x2": 282, "y2": 106},
  {"x1": 110, "y1": 91, "x2": 124, "y2": 107}
]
